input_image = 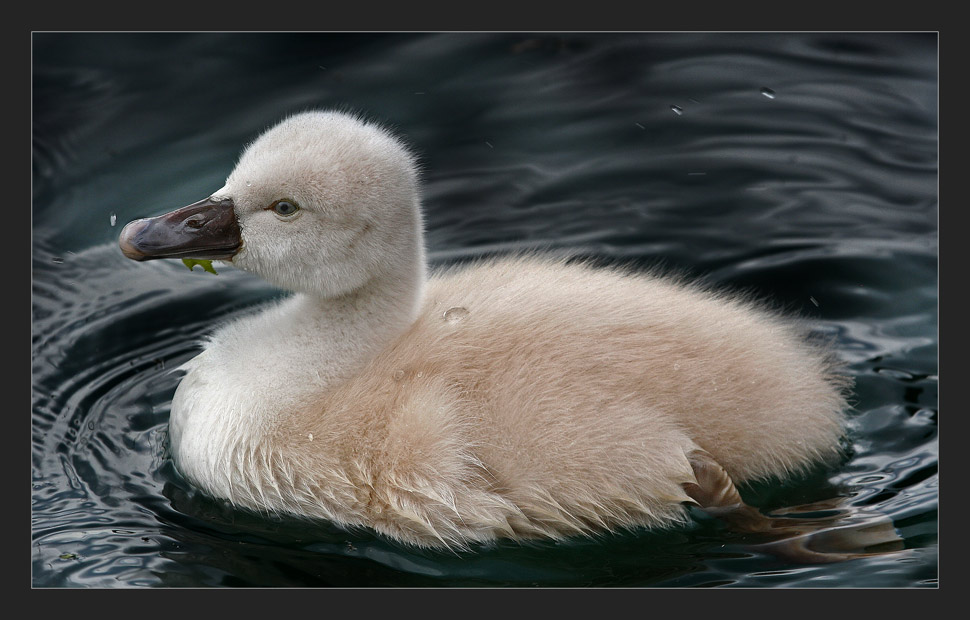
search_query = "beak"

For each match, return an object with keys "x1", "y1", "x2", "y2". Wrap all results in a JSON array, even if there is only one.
[{"x1": 119, "y1": 197, "x2": 242, "y2": 262}]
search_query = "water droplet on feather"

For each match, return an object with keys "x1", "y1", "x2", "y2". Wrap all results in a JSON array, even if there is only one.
[{"x1": 443, "y1": 306, "x2": 470, "y2": 324}]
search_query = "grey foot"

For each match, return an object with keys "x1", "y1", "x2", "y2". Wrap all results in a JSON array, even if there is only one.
[{"x1": 684, "y1": 450, "x2": 904, "y2": 564}]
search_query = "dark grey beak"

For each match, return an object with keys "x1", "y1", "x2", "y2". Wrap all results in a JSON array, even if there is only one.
[{"x1": 119, "y1": 198, "x2": 242, "y2": 261}]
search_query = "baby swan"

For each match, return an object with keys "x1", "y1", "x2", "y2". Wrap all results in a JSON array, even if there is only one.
[{"x1": 120, "y1": 111, "x2": 853, "y2": 551}]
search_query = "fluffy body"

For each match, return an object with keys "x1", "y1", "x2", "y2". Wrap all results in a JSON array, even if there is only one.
[{"x1": 165, "y1": 111, "x2": 849, "y2": 548}]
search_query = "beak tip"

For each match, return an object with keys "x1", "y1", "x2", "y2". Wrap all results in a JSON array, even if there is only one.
[{"x1": 118, "y1": 219, "x2": 149, "y2": 260}]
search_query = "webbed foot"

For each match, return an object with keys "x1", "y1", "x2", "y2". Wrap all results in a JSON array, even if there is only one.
[{"x1": 684, "y1": 450, "x2": 904, "y2": 563}]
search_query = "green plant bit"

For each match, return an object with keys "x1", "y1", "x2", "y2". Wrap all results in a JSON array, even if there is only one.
[{"x1": 182, "y1": 259, "x2": 218, "y2": 275}]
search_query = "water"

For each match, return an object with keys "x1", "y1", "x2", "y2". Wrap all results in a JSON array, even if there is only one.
[{"x1": 31, "y1": 33, "x2": 937, "y2": 587}]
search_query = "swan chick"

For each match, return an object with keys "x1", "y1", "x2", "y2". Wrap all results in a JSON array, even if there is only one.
[{"x1": 119, "y1": 110, "x2": 855, "y2": 551}]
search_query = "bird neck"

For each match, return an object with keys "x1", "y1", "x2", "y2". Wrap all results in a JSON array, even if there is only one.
[{"x1": 303, "y1": 244, "x2": 427, "y2": 376}]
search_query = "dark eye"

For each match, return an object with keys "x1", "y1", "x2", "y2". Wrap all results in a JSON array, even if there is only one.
[{"x1": 271, "y1": 200, "x2": 300, "y2": 217}]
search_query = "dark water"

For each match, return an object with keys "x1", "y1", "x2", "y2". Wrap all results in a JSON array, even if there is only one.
[{"x1": 31, "y1": 33, "x2": 937, "y2": 587}]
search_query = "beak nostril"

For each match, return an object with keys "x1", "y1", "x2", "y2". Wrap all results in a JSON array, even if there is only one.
[{"x1": 185, "y1": 216, "x2": 206, "y2": 229}]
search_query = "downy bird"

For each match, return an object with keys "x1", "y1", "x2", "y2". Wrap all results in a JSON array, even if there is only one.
[{"x1": 120, "y1": 111, "x2": 894, "y2": 558}]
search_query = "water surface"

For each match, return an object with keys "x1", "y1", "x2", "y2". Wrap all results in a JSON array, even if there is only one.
[{"x1": 32, "y1": 33, "x2": 937, "y2": 587}]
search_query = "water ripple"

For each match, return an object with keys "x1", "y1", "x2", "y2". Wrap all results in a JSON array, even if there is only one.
[{"x1": 32, "y1": 32, "x2": 936, "y2": 587}]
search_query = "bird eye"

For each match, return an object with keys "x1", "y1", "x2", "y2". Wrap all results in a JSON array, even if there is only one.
[{"x1": 271, "y1": 200, "x2": 300, "y2": 217}]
